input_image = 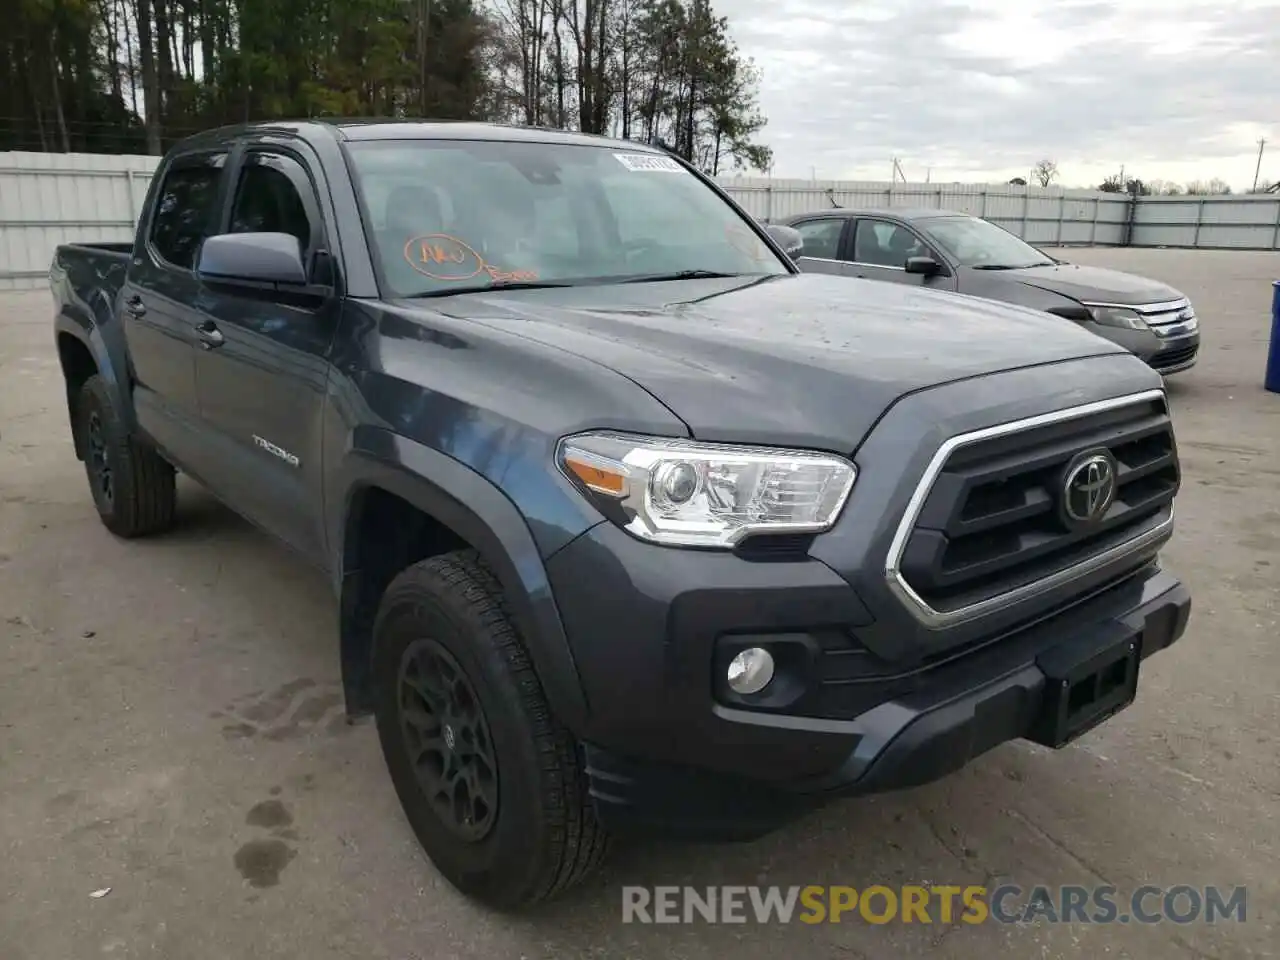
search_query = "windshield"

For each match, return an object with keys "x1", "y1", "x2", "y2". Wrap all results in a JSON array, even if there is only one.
[
  {"x1": 345, "y1": 139, "x2": 789, "y2": 297},
  {"x1": 924, "y1": 216, "x2": 1055, "y2": 269}
]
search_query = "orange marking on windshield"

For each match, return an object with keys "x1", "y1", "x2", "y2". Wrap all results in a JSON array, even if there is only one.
[
  {"x1": 403, "y1": 233, "x2": 483, "y2": 281},
  {"x1": 402, "y1": 234, "x2": 540, "y2": 284},
  {"x1": 484, "y1": 265, "x2": 540, "y2": 283}
]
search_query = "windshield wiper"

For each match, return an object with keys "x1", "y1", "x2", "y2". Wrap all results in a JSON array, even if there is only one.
[
  {"x1": 403, "y1": 280, "x2": 574, "y2": 299},
  {"x1": 972, "y1": 261, "x2": 1056, "y2": 271},
  {"x1": 616, "y1": 270, "x2": 746, "y2": 284}
]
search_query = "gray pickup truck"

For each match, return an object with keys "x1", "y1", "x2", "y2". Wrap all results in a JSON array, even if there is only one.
[
  {"x1": 783, "y1": 208, "x2": 1201, "y2": 375},
  {"x1": 50, "y1": 120, "x2": 1189, "y2": 909}
]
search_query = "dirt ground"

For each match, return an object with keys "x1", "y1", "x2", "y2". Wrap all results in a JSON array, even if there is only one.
[{"x1": 1, "y1": 248, "x2": 1277, "y2": 959}]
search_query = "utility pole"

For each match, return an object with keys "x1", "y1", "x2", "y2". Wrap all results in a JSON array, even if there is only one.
[{"x1": 1253, "y1": 138, "x2": 1267, "y2": 193}]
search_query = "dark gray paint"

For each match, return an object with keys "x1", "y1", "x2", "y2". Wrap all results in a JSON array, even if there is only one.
[
  {"x1": 197, "y1": 232, "x2": 308, "y2": 284},
  {"x1": 48, "y1": 121, "x2": 1188, "y2": 817}
]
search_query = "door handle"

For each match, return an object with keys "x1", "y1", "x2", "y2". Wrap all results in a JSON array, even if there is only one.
[
  {"x1": 195, "y1": 321, "x2": 225, "y2": 350},
  {"x1": 124, "y1": 295, "x2": 146, "y2": 318}
]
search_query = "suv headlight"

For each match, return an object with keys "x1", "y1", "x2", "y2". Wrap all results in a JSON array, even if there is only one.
[
  {"x1": 1087, "y1": 305, "x2": 1149, "y2": 331},
  {"x1": 557, "y1": 432, "x2": 857, "y2": 548}
]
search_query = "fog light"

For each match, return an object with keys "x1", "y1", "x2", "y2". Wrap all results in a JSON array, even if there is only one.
[{"x1": 727, "y1": 647, "x2": 775, "y2": 695}]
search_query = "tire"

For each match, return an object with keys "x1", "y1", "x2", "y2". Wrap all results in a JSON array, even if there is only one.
[
  {"x1": 75, "y1": 374, "x2": 176, "y2": 538},
  {"x1": 371, "y1": 550, "x2": 608, "y2": 909}
]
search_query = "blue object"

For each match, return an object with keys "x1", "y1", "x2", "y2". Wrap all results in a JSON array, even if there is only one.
[{"x1": 1268, "y1": 281, "x2": 1280, "y2": 393}]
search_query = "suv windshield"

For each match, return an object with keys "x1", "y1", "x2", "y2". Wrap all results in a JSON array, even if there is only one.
[
  {"x1": 346, "y1": 139, "x2": 789, "y2": 297},
  {"x1": 924, "y1": 216, "x2": 1055, "y2": 269}
]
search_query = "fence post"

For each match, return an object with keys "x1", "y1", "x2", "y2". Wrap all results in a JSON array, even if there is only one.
[
  {"x1": 764, "y1": 185, "x2": 773, "y2": 224},
  {"x1": 1021, "y1": 190, "x2": 1030, "y2": 239},
  {"x1": 1055, "y1": 193, "x2": 1065, "y2": 245},
  {"x1": 1192, "y1": 198, "x2": 1205, "y2": 248},
  {"x1": 125, "y1": 168, "x2": 137, "y2": 226},
  {"x1": 1271, "y1": 197, "x2": 1280, "y2": 250},
  {"x1": 979, "y1": 189, "x2": 988, "y2": 218},
  {"x1": 1124, "y1": 193, "x2": 1137, "y2": 247},
  {"x1": 1090, "y1": 196, "x2": 1099, "y2": 245}
]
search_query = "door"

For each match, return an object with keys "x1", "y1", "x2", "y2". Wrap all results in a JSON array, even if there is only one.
[
  {"x1": 192, "y1": 147, "x2": 339, "y2": 560},
  {"x1": 790, "y1": 217, "x2": 854, "y2": 276},
  {"x1": 847, "y1": 219, "x2": 958, "y2": 290},
  {"x1": 123, "y1": 150, "x2": 229, "y2": 468}
]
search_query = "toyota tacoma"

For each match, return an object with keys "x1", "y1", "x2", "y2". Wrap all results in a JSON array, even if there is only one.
[{"x1": 50, "y1": 120, "x2": 1190, "y2": 909}]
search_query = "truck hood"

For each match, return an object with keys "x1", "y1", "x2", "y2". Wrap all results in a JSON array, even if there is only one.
[
  {"x1": 1000, "y1": 262, "x2": 1183, "y2": 305},
  {"x1": 410, "y1": 273, "x2": 1129, "y2": 453}
]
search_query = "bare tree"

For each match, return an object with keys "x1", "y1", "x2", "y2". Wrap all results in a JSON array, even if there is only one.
[
  {"x1": 1185, "y1": 178, "x2": 1232, "y2": 195},
  {"x1": 1032, "y1": 159, "x2": 1059, "y2": 187},
  {"x1": 494, "y1": 0, "x2": 552, "y2": 125}
]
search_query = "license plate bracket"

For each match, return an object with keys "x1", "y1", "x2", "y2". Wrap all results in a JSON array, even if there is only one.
[{"x1": 1030, "y1": 627, "x2": 1141, "y2": 748}]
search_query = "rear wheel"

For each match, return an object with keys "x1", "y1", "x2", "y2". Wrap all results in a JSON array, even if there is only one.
[
  {"x1": 75, "y1": 375, "x2": 176, "y2": 538},
  {"x1": 371, "y1": 550, "x2": 608, "y2": 909}
]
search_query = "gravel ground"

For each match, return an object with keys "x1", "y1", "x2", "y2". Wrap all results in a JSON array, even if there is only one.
[{"x1": 1, "y1": 248, "x2": 1277, "y2": 959}]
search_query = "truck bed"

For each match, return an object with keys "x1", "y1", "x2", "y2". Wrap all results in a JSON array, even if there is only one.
[
  {"x1": 62, "y1": 241, "x2": 134, "y2": 256},
  {"x1": 51, "y1": 242, "x2": 134, "y2": 327}
]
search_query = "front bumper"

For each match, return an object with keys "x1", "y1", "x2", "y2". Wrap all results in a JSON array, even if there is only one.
[
  {"x1": 545, "y1": 363, "x2": 1185, "y2": 840},
  {"x1": 1087, "y1": 322, "x2": 1200, "y2": 375},
  {"x1": 1146, "y1": 332, "x2": 1200, "y2": 375},
  {"x1": 548, "y1": 519, "x2": 1189, "y2": 840}
]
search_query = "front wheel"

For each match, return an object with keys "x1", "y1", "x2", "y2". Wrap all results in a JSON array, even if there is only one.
[
  {"x1": 371, "y1": 550, "x2": 608, "y2": 909},
  {"x1": 75, "y1": 374, "x2": 176, "y2": 538}
]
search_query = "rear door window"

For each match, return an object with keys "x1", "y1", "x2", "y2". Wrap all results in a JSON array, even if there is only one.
[
  {"x1": 792, "y1": 218, "x2": 846, "y2": 259},
  {"x1": 149, "y1": 153, "x2": 227, "y2": 269}
]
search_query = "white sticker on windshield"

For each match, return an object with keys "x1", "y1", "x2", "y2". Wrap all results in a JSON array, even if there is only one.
[{"x1": 613, "y1": 153, "x2": 683, "y2": 173}]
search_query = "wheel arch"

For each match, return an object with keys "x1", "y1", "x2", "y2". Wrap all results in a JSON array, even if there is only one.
[
  {"x1": 333, "y1": 427, "x2": 591, "y2": 733},
  {"x1": 54, "y1": 316, "x2": 134, "y2": 457}
]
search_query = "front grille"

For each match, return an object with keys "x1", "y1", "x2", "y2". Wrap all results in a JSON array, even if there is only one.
[
  {"x1": 893, "y1": 393, "x2": 1178, "y2": 618},
  {"x1": 1136, "y1": 297, "x2": 1195, "y2": 332}
]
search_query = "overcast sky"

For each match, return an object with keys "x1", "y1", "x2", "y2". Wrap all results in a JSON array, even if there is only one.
[{"x1": 720, "y1": 0, "x2": 1279, "y2": 189}]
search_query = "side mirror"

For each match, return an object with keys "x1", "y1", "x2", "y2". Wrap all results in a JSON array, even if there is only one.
[
  {"x1": 198, "y1": 232, "x2": 307, "y2": 286},
  {"x1": 904, "y1": 255, "x2": 942, "y2": 276},
  {"x1": 764, "y1": 224, "x2": 804, "y2": 261}
]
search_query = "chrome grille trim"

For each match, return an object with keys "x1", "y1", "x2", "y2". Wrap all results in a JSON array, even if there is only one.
[
  {"x1": 884, "y1": 389, "x2": 1176, "y2": 630},
  {"x1": 1083, "y1": 297, "x2": 1195, "y2": 329}
]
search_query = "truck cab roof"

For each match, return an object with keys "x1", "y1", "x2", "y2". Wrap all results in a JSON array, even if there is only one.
[{"x1": 170, "y1": 118, "x2": 665, "y2": 153}]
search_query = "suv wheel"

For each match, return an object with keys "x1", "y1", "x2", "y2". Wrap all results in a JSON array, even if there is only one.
[
  {"x1": 371, "y1": 550, "x2": 608, "y2": 909},
  {"x1": 75, "y1": 375, "x2": 176, "y2": 538}
]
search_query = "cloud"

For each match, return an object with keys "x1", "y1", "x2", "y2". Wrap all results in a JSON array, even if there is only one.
[{"x1": 719, "y1": 0, "x2": 1280, "y2": 188}]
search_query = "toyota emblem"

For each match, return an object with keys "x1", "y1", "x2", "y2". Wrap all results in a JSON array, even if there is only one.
[{"x1": 1060, "y1": 451, "x2": 1118, "y2": 528}]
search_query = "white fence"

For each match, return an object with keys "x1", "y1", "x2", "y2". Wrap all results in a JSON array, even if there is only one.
[
  {"x1": 721, "y1": 177, "x2": 1135, "y2": 246},
  {"x1": 4, "y1": 151, "x2": 1280, "y2": 290},
  {"x1": 1, "y1": 152, "x2": 160, "y2": 290}
]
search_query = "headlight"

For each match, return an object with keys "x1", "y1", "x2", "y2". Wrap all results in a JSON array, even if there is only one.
[
  {"x1": 557, "y1": 432, "x2": 857, "y2": 548},
  {"x1": 1087, "y1": 305, "x2": 1149, "y2": 331}
]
